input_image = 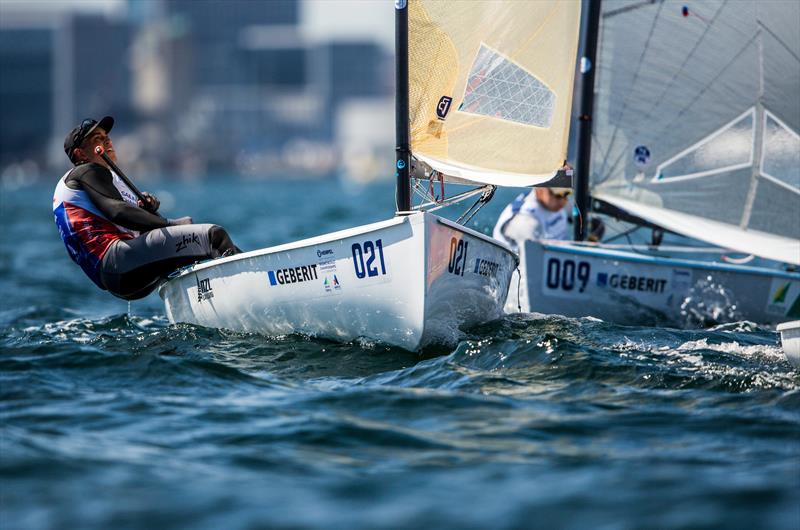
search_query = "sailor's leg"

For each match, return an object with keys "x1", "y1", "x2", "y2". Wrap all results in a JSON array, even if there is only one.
[
  {"x1": 208, "y1": 224, "x2": 240, "y2": 255},
  {"x1": 100, "y1": 224, "x2": 233, "y2": 300}
]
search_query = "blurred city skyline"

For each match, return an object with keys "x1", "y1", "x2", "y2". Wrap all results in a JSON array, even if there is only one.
[{"x1": 0, "y1": 0, "x2": 398, "y2": 185}]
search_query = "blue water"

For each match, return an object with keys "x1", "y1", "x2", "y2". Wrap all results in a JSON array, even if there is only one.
[{"x1": 2, "y1": 179, "x2": 799, "y2": 530}]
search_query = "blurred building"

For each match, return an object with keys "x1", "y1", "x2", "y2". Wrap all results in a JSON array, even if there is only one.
[
  {"x1": 0, "y1": 27, "x2": 53, "y2": 171},
  {"x1": 155, "y1": 0, "x2": 392, "y2": 178},
  {"x1": 0, "y1": 0, "x2": 394, "y2": 182},
  {"x1": 56, "y1": 14, "x2": 135, "y2": 140}
]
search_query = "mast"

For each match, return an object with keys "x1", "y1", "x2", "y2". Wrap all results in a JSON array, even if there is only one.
[
  {"x1": 395, "y1": 0, "x2": 412, "y2": 213},
  {"x1": 573, "y1": 0, "x2": 601, "y2": 241}
]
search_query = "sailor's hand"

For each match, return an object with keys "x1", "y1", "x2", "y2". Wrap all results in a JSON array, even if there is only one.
[
  {"x1": 588, "y1": 217, "x2": 605, "y2": 242},
  {"x1": 168, "y1": 216, "x2": 193, "y2": 226},
  {"x1": 138, "y1": 192, "x2": 160, "y2": 213},
  {"x1": 138, "y1": 192, "x2": 160, "y2": 212}
]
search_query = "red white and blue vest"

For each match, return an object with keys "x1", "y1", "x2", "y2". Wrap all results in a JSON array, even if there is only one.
[{"x1": 52, "y1": 168, "x2": 139, "y2": 289}]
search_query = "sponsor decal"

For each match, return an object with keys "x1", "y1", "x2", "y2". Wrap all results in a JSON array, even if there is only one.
[
  {"x1": 317, "y1": 248, "x2": 338, "y2": 274},
  {"x1": 789, "y1": 297, "x2": 800, "y2": 319},
  {"x1": 176, "y1": 233, "x2": 201, "y2": 253},
  {"x1": 437, "y1": 96, "x2": 453, "y2": 120},
  {"x1": 773, "y1": 282, "x2": 790, "y2": 304},
  {"x1": 268, "y1": 264, "x2": 319, "y2": 286},
  {"x1": 672, "y1": 269, "x2": 691, "y2": 285},
  {"x1": 633, "y1": 145, "x2": 651, "y2": 169},
  {"x1": 597, "y1": 273, "x2": 667, "y2": 293},
  {"x1": 323, "y1": 274, "x2": 342, "y2": 293},
  {"x1": 473, "y1": 258, "x2": 499, "y2": 279},
  {"x1": 196, "y1": 276, "x2": 213, "y2": 302},
  {"x1": 767, "y1": 279, "x2": 800, "y2": 317},
  {"x1": 119, "y1": 188, "x2": 138, "y2": 204}
]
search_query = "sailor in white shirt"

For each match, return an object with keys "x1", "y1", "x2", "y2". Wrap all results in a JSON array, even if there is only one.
[{"x1": 493, "y1": 187, "x2": 572, "y2": 249}]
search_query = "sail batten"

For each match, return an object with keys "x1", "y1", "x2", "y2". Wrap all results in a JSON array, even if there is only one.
[{"x1": 408, "y1": 0, "x2": 581, "y2": 186}]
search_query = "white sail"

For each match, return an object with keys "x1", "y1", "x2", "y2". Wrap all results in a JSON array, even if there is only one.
[
  {"x1": 408, "y1": 0, "x2": 581, "y2": 186},
  {"x1": 591, "y1": 0, "x2": 800, "y2": 263},
  {"x1": 595, "y1": 192, "x2": 800, "y2": 265}
]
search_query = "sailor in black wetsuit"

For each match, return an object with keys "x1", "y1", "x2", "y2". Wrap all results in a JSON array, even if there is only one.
[{"x1": 53, "y1": 116, "x2": 240, "y2": 300}]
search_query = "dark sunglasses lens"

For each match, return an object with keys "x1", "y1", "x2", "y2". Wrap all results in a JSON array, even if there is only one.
[
  {"x1": 75, "y1": 119, "x2": 96, "y2": 146},
  {"x1": 81, "y1": 119, "x2": 95, "y2": 133}
]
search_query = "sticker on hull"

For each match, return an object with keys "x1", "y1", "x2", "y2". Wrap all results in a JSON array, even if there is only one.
[
  {"x1": 767, "y1": 278, "x2": 800, "y2": 318},
  {"x1": 541, "y1": 253, "x2": 673, "y2": 305}
]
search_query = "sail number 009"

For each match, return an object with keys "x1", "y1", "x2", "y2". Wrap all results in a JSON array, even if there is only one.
[
  {"x1": 352, "y1": 239, "x2": 387, "y2": 279},
  {"x1": 546, "y1": 258, "x2": 591, "y2": 293}
]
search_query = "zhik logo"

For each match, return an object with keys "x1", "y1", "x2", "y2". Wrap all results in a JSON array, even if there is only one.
[{"x1": 176, "y1": 233, "x2": 200, "y2": 253}]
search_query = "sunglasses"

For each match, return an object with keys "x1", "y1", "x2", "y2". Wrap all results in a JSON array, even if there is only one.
[
  {"x1": 550, "y1": 190, "x2": 571, "y2": 199},
  {"x1": 75, "y1": 119, "x2": 98, "y2": 146}
]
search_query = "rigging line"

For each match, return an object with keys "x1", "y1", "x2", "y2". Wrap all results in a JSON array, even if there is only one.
[
  {"x1": 604, "y1": 225, "x2": 643, "y2": 244},
  {"x1": 623, "y1": 232, "x2": 657, "y2": 256},
  {"x1": 641, "y1": 29, "x2": 761, "y2": 148},
  {"x1": 603, "y1": 0, "x2": 662, "y2": 19},
  {"x1": 600, "y1": 0, "x2": 727, "y2": 175},
  {"x1": 758, "y1": 19, "x2": 800, "y2": 64},
  {"x1": 597, "y1": 0, "x2": 666, "y2": 180}
]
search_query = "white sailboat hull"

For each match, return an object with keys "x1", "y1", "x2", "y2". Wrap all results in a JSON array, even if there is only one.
[
  {"x1": 159, "y1": 212, "x2": 516, "y2": 350},
  {"x1": 508, "y1": 240, "x2": 800, "y2": 327},
  {"x1": 777, "y1": 321, "x2": 800, "y2": 368}
]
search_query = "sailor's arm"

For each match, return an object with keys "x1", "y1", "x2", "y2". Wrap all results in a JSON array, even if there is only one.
[
  {"x1": 73, "y1": 165, "x2": 171, "y2": 231},
  {"x1": 504, "y1": 214, "x2": 543, "y2": 243}
]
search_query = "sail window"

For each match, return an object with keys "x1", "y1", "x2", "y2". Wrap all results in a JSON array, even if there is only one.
[
  {"x1": 654, "y1": 108, "x2": 754, "y2": 182},
  {"x1": 459, "y1": 44, "x2": 555, "y2": 128},
  {"x1": 761, "y1": 111, "x2": 800, "y2": 193}
]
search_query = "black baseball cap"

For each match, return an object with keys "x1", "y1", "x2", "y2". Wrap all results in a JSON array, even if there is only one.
[{"x1": 64, "y1": 116, "x2": 114, "y2": 164}]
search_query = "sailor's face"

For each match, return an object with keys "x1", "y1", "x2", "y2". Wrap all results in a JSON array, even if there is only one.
[
  {"x1": 536, "y1": 188, "x2": 570, "y2": 212},
  {"x1": 80, "y1": 128, "x2": 116, "y2": 165}
]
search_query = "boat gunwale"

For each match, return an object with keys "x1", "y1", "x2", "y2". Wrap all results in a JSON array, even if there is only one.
[
  {"x1": 160, "y1": 214, "x2": 420, "y2": 286},
  {"x1": 777, "y1": 320, "x2": 800, "y2": 332},
  {"x1": 161, "y1": 211, "x2": 519, "y2": 287},
  {"x1": 536, "y1": 240, "x2": 800, "y2": 280},
  {"x1": 434, "y1": 216, "x2": 519, "y2": 265}
]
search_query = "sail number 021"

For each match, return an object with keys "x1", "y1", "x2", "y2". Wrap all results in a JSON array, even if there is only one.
[
  {"x1": 448, "y1": 237, "x2": 469, "y2": 276},
  {"x1": 546, "y1": 257, "x2": 590, "y2": 293},
  {"x1": 352, "y1": 239, "x2": 387, "y2": 279}
]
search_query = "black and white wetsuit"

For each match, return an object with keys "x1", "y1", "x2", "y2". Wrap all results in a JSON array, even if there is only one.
[{"x1": 53, "y1": 163, "x2": 238, "y2": 300}]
